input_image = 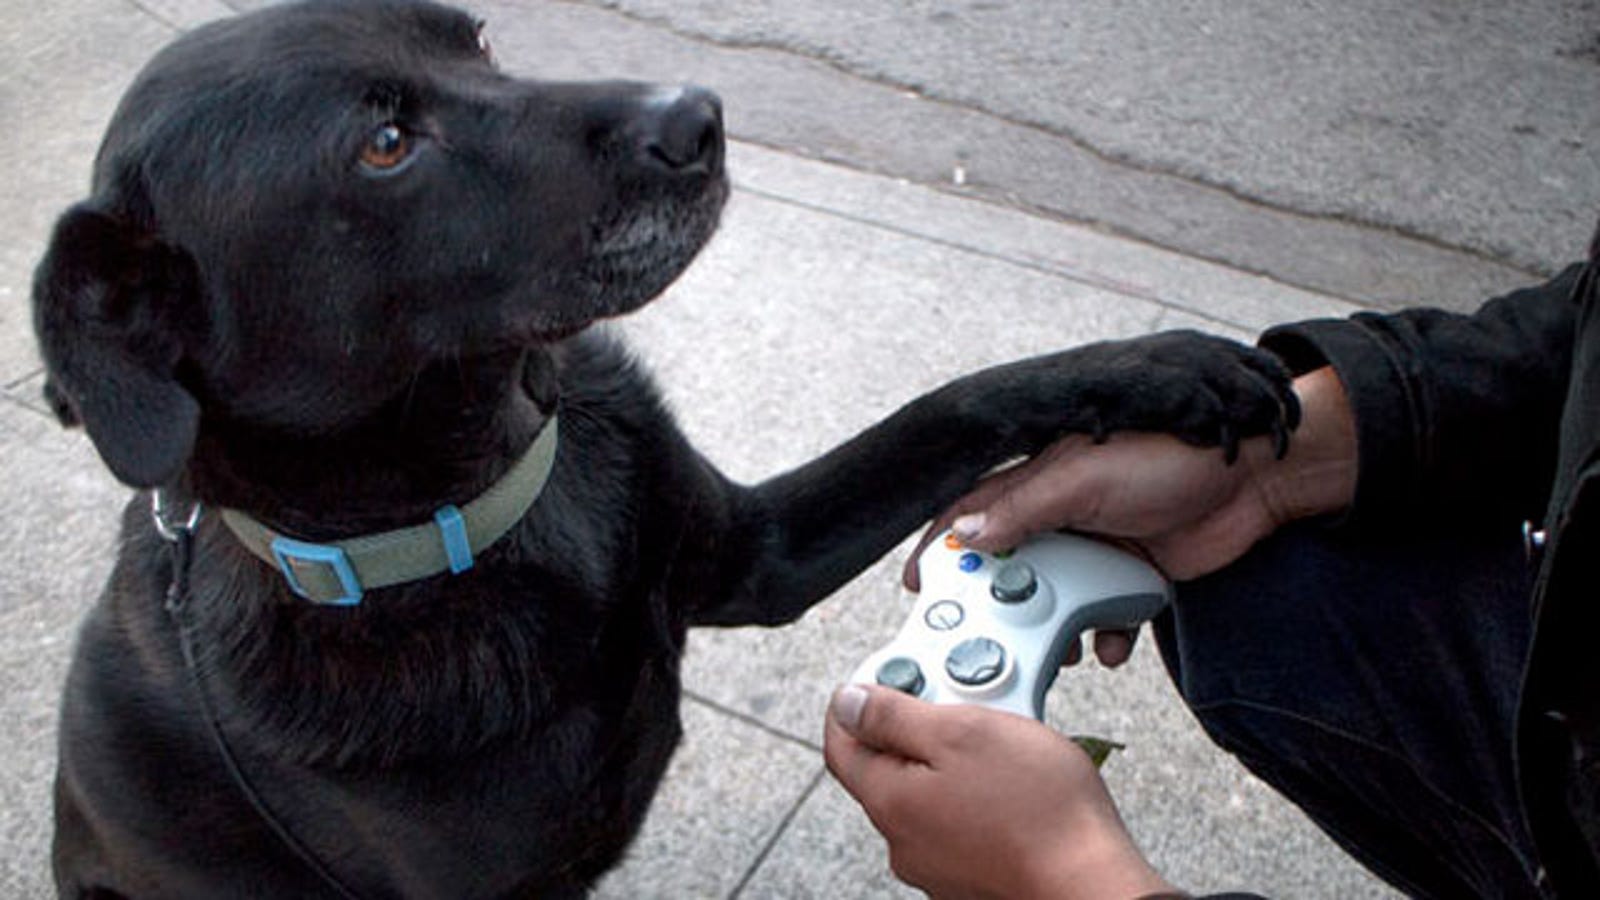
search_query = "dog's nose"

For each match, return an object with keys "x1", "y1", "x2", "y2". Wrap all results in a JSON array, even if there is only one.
[{"x1": 642, "y1": 86, "x2": 724, "y2": 176}]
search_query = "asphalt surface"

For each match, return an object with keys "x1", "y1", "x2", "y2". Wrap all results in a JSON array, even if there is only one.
[
  {"x1": 543, "y1": 0, "x2": 1600, "y2": 310},
  {"x1": 2, "y1": 0, "x2": 1594, "y2": 897}
]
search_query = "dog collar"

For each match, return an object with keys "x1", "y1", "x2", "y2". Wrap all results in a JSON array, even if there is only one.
[{"x1": 219, "y1": 417, "x2": 559, "y2": 606}]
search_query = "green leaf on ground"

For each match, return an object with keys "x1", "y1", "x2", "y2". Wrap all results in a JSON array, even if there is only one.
[{"x1": 1071, "y1": 735, "x2": 1126, "y2": 768}]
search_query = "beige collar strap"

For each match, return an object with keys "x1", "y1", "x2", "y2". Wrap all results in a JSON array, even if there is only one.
[{"x1": 219, "y1": 417, "x2": 559, "y2": 605}]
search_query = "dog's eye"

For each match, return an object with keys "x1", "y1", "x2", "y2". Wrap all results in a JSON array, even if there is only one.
[
  {"x1": 359, "y1": 124, "x2": 412, "y2": 172},
  {"x1": 475, "y1": 20, "x2": 495, "y2": 66}
]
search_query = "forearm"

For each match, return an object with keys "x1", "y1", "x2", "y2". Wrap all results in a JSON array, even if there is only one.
[
  {"x1": 1249, "y1": 365, "x2": 1358, "y2": 528},
  {"x1": 1018, "y1": 820, "x2": 1176, "y2": 900},
  {"x1": 1260, "y1": 265, "x2": 1581, "y2": 529}
]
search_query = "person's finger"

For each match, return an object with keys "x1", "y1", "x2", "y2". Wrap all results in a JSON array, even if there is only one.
[
  {"x1": 825, "y1": 685, "x2": 965, "y2": 821},
  {"x1": 903, "y1": 461, "x2": 1036, "y2": 590},
  {"x1": 1062, "y1": 635, "x2": 1083, "y2": 667},
  {"x1": 1093, "y1": 629, "x2": 1137, "y2": 668},
  {"x1": 955, "y1": 436, "x2": 1098, "y2": 553},
  {"x1": 824, "y1": 706, "x2": 928, "y2": 820},
  {"x1": 828, "y1": 684, "x2": 960, "y2": 764},
  {"x1": 823, "y1": 691, "x2": 884, "y2": 791}
]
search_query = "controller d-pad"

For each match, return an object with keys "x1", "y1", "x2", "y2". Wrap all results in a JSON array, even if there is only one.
[
  {"x1": 945, "y1": 637, "x2": 1007, "y2": 686},
  {"x1": 875, "y1": 657, "x2": 925, "y2": 696},
  {"x1": 923, "y1": 600, "x2": 965, "y2": 631}
]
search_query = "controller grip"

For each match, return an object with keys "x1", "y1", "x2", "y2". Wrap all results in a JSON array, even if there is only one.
[{"x1": 1062, "y1": 590, "x2": 1170, "y2": 646}]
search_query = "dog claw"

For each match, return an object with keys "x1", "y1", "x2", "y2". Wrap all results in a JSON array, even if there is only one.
[
  {"x1": 1273, "y1": 421, "x2": 1291, "y2": 460},
  {"x1": 1216, "y1": 423, "x2": 1238, "y2": 465}
]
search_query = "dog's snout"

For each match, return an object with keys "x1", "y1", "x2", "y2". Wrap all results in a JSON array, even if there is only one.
[{"x1": 642, "y1": 86, "x2": 723, "y2": 177}]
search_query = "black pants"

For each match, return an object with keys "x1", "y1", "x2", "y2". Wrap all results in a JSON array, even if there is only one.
[{"x1": 1156, "y1": 521, "x2": 1547, "y2": 898}]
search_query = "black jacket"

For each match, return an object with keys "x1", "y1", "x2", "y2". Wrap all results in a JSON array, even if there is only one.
[{"x1": 1256, "y1": 248, "x2": 1600, "y2": 896}]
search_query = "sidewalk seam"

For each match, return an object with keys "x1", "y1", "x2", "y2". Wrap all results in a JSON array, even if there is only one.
[
  {"x1": 684, "y1": 691, "x2": 822, "y2": 753},
  {"x1": 118, "y1": 0, "x2": 185, "y2": 33},
  {"x1": 0, "y1": 389, "x2": 53, "y2": 421},
  {"x1": 726, "y1": 767, "x2": 828, "y2": 899},
  {"x1": 734, "y1": 181, "x2": 1303, "y2": 333},
  {"x1": 2, "y1": 367, "x2": 42, "y2": 392}
]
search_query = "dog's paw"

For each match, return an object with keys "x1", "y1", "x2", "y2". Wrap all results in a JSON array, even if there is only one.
[{"x1": 1009, "y1": 330, "x2": 1302, "y2": 463}]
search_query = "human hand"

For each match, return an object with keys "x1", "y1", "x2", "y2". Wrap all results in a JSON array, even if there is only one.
[
  {"x1": 904, "y1": 367, "x2": 1357, "y2": 663},
  {"x1": 904, "y1": 428, "x2": 1277, "y2": 669},
  {"x1": 824, "y1": 684, "x2": 1173, "y2": 900},
  {"x1": 916, "y1": 428, "x2": 1277, "y2": 581}
]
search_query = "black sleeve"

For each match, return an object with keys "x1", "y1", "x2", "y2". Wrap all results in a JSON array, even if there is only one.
[{"x1": 1258, "y1": 264, "x2": 1585, "y2": 531}]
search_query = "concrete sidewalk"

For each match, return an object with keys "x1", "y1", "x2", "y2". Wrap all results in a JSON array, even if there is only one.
[
  {"x1": 594, "y1": 141, "x2": 1389, "y2": 898},
  {"x1": 0, "y1": 2, "x2": 1416, "y2": 897}
]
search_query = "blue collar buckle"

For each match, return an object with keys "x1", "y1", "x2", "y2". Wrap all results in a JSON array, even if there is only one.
[{"x1": 270, "y1": 537, "x2": 364, "y2": 606}]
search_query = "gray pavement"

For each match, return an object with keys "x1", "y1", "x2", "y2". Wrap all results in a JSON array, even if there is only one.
[
  {"x1": 473, "y1": 0, "x2": 1599, "y2": 312},
  {"x1": 3, "y1": 0, "x2": 1591, "y2": 897}
]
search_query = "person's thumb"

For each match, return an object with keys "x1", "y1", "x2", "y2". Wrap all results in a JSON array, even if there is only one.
[
  {"x1": 829, "y1": 684, "x2": 943, "y2": 762},
  {"x1": 947, "y1": 441, "x2": 1095, "y2": 554},
  {"x1": 952, "y1": 484, "x2": 1061, "y2": 555}
]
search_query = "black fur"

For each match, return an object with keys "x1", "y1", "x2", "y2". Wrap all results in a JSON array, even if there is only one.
[{"x1": 34, "y1": 1, "x2": 1300, "y2": 897}]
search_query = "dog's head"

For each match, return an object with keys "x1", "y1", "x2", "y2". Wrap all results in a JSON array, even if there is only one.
[{"x1": 32, "y1": 0, "x2": 726, "y2": 487}]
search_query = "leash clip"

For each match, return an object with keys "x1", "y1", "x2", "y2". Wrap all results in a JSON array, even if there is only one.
[{"x1": 152, "y1": 490, "x2": 203, "y2": 542}]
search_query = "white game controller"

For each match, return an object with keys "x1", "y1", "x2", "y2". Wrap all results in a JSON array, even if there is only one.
[{"x1": 850, "y1": 530, "x2": 1172, "y2": 719}]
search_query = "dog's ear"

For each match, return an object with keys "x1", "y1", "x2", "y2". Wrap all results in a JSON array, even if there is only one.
[{"x1": 32, "y1": 203, "x2": 201, "y2": 487}]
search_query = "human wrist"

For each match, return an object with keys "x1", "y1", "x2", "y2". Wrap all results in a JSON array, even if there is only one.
[
  {"x1": 1017, "y1": 817, "x2": 1174, "y2": 900},
  {"x1": 1250, "y1": 365, "x2": 1357, "y2": 528}
]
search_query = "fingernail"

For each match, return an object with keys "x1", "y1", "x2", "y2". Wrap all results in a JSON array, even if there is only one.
[
  {"x1": 832, "y1": 684, "x2": 868, "y2": 733},
  {"x1": 952, "y1": 513, "x2": 986, "y2": 542}
]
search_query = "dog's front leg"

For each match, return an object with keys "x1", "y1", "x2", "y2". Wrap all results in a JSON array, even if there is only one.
[{"x1": 687, "y1": 331, "x2": 1298, "y2": 627}]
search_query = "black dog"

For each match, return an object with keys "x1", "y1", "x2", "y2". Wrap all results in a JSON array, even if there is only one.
[{"x1": 32, "y1": 1, "x2": 1298, "y2": 896}]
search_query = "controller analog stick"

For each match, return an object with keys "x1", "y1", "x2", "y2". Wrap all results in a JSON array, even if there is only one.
[
  {"x1": 875, "y1": 657, "x2": 926, "y2": 695},
  {"x1": 990, "y1": 561, "x2": 1038, "y2": 604}
]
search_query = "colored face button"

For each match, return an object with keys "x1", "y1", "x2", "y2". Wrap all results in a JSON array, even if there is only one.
[{"x1": 958, "y1": 552, "x2": 983, "y2": 573}]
